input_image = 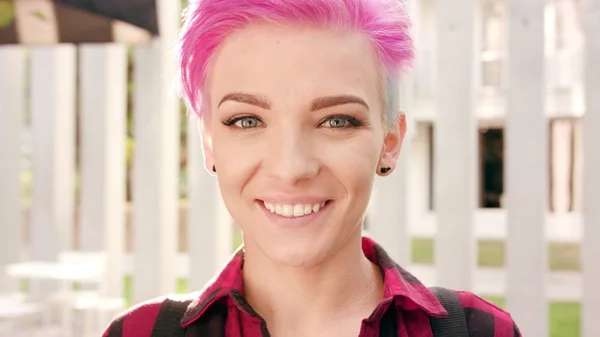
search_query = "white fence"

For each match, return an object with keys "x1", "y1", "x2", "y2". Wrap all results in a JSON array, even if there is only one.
[{"x1": 0, "y1": 0, "x2": 599, "y2": 336}]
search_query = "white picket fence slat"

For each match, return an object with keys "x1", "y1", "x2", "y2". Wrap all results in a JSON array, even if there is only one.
[
  {"x1": 505, "y1": 0, "x2": 548, "y2": 335},
  {"x1": 186, "y1": 116, "x2": 234, "y2": 290},
  {"x1": 28, "y1": 46, "x2": 77, "y2": 298},
  {"x1": 0, "y1": 46, "x2": 26, "y2": 292},
  {"x1": 582, "y1": 0, "x2": 600, "y2": 335},
  {"x1": 78, "y1": 44, "x2": 128, "y2": 298},
  {"x1": 433, "y1": 0, "x2": 478, "y2": 291},
  {"x1": 130, "y1": 0, "x2": 182, "y2": 304}
]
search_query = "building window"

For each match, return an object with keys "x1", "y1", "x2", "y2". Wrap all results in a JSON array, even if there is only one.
[
  {"x1": 475, "y1": 120, "x2": 583, "y2": 212},
  {"x1": 479, "y1": 128, "x2": 504, "y2": 208}
]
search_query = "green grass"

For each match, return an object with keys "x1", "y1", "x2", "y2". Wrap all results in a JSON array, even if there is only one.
[
  {"x1": 411, "y1": 237, "x2": 581, "y2": 336},
  {"x1": 483, "y1": 297, "x2": 580, "y2": 337},
  {"x1": 122, "y1": 276, "x2": 190, "y2": 308},
  {"x1": 411, "y1": 237, "x2": 580, "y2": 271},
  {"x1": 549, "y1": 302, "x2": 580, "y2": 337}
]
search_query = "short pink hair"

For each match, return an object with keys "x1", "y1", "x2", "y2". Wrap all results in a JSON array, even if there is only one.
[{"x1": 176, "y1": 0, "x2": 414, "y2": 117}]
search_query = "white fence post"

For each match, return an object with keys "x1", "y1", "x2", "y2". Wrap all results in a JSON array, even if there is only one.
[
  {"x1": 0, "y1": 46, "x2": 26, "y2": 292},
  {"x1": 187, "y1": 117, "x2": 233, "y2": 289},
  {"x1": 408, "y1": 123, "x2": 432, "y2": 229},
  {"x1": 505, "y1": 0, "x2": 548, "y2": 335},
  {"x1": 366, "y1": 0, "x2": 420, "y2": 267},
  {"x1": 78, "y1": 44, "x2": 128, "y2": 297},
  {"x1": 368, "y1": 78, "x2": 411, "y2": 265},
  {"x1": 433, "y1": 0, "x2": 478, "y2": 290},
  {"x1": 582, "y1": 0, "x2": 600, "y2": 335},
  {"x1": 29, "y1": 46, "x2": 77, "y2": 297},
  {"x1": 132, "y1": 0, "x2": 181, "y2": 303}
]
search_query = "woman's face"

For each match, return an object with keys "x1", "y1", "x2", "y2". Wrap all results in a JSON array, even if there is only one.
[{"x1": 203, "y1": 23, "x2": 405, "y2": 267}]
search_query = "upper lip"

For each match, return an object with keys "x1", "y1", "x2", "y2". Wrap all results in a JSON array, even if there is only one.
[{"x1": 257, "y1": 197, "x2": 330, "y2": 204}]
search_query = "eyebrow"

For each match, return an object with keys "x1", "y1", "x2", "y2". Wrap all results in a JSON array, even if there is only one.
[
  {"x1": 218, "y1": 92, "x2": 271, "y2": 109},
  {"x1": 217, "y1": 92, "x2": 369, "y2": 111}
]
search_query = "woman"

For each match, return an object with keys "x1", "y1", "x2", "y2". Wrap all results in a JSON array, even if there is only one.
[{"x1": 105, "y1": 0, "x2": 521, "y2": 336}]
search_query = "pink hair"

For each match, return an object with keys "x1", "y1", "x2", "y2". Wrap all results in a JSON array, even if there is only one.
[{"x1": 176, "y1": 0, "x2": 414, "y2": 117}]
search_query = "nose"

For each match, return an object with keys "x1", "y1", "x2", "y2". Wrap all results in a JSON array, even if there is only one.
[{"x1": 263, "y1": 128, "x2": 319, "y2": 184}]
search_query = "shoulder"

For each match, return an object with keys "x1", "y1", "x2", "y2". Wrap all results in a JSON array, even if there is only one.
[
  {"x1": 101, "y1": 296, "x2": 169, "y2": 337},
  {"x1": 456, "y1": 290, "x2": 522, "y2": 337},
  {"x1": 102, "y1": 292, "x2": 203, "y2": 337}
]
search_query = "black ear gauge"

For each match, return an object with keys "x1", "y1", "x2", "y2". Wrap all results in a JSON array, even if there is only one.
[
  {"x1": 212, "y1": 165, "x2": 216, "y2": 172},
  {"x1": 380, "y1": 167, "x2": 391, "y2": 174}
]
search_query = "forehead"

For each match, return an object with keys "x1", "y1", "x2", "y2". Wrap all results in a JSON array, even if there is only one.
[{"x1": 207, "y1": 23, "x2": 382, "y2": 108}]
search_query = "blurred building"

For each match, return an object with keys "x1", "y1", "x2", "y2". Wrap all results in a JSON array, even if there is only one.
[{"x1": 408, "y1": 0, "x2": 584, "y2": 214}]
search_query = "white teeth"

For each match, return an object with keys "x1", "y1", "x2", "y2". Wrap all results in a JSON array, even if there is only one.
[
  {"x1": 303, "y1": 204, "x2": 312, "y2": 215},
  {"x1": 263, "y1": 201, "x2": 327, "y2": 218},
  {"x1": 282, "y1": 205, "x2": 293, "y2": 217},
  {"x1": 293, "y1": 204, "x2": 305, "y2": 216}
]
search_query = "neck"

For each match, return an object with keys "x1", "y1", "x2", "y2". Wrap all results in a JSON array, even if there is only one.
[{"x1": 241, "y1": 232, "x2": 383, "y2": 333}]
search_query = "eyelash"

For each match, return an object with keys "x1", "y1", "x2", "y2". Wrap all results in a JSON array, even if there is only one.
[
  {"x1": 220, "y1": 115, "x2": 367, "y2": 129},
  {"x1": 221, "y1": 115, "x2": 264, "y2": 128},
  {"x1": 321, "y1": 115, "x2": 366, "y2": 128}
]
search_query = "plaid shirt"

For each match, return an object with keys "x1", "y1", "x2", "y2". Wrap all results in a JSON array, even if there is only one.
[{"x1": 104, "y1": 237, "x2": 521, "y2": 336}]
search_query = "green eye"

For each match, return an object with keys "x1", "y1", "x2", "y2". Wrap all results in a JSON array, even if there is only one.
[
  {"x1": 237, "y1": 117, "x2": 259, "y2": 128},
  {"x1": 319, "y1": 115, "x2": 365, "y2": 129},
  {"x1": 326, "y1": 117, "x2": 347, "y2": 128}
]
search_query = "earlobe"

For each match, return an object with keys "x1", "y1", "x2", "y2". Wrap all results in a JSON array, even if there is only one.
[{"x1": 377, "y1": 110, "x2": 407, "y2": 176}]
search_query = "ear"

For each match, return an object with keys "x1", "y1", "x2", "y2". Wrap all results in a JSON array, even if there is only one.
[
  {"x1": 377, "y1": 110, "x2": 407, "y2": 176},
  {"x1": 198, "y1": 116, "x2": 216, "y2": 174}
]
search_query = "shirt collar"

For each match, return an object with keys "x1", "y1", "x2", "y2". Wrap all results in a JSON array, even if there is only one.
[{"x1": 181, "y1": 236, "x2": 447, "y2": 327}]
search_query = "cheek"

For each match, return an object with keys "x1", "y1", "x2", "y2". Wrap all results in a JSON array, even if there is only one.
[
  {"x1": 212, "y1": 136, "x2": 261, "y2": 185},
  {"x1": 212, "y1": 138, "x2": 259, "y2": 225},
  {"x1": 322, "y1": 138, "x2": 380, "y2": 197},
  {"x1": 319, "y1": 133, "x2": 381, "y2": 169}
]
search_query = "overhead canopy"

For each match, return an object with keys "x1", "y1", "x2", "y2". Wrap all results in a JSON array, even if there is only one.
[{"x1": 0, "y1": 0, "x2": 158, "y2": 45}]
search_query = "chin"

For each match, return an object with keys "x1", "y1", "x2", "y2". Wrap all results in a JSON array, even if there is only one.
[
  {"x1": 267, "y1": 249, "x2": 329, "y2": 268},
  {"x1": 258, "y1": 236, "x2": 334, "y2": 268}
]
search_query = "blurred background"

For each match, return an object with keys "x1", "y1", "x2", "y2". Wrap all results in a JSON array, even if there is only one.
[{"x1": 0, "y1": 0, "x2": 598, "y2": 336}]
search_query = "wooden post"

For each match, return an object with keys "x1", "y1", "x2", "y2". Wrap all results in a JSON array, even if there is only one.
[
  {"x1": 582, "y1": 0, "x2": 600, "y2": 335},
  {"x1": 433, "y1": 0, "x2": 478, "y2": 290},
  {"x1": 505, "y1": 0, "x2": 548, "y2": 335},
  {"x1": 549, "y1": 120, "x2": 574, "y2": 212},
  {"x1": 29, "y1": 46, "x2": 77, "y2": 297},
  {"x1": 0, "y1": 46, "x2": 26, "y2": 292},
  {"x1": 132, "y1": 0, "x2": 182, "y2": 303},
  {"x1": 78, "y1": 44, "x2": 127, "y2": 297}
]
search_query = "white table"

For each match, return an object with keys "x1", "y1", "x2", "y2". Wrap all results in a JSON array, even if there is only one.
[
  {"x1": 4, "y1": 261, "x2": 107, "y2": 337},
  {"x1": 5, "y1": 262, "x2": 104, "y2": 283}
]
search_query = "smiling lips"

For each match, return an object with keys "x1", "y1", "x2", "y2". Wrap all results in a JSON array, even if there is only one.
[{"x1": 262, "y1": 201, "x2": 327, "y2": 218}]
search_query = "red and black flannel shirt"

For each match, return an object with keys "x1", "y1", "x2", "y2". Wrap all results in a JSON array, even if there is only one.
[{"x1": 103, "y1": 237, "x2": 521, "y2": 336}]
